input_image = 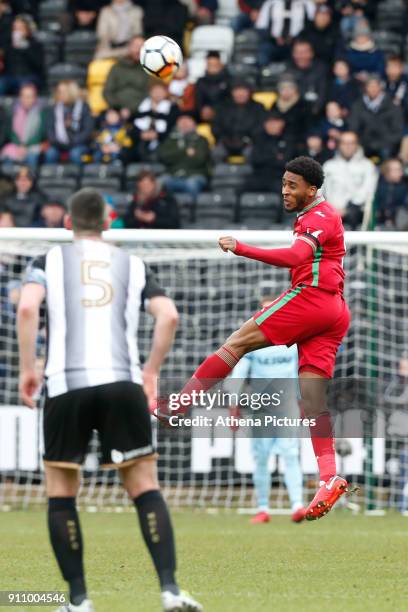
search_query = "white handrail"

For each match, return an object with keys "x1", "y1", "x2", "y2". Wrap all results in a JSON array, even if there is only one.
[{"x1": 0, "y1": 228, "x2": 407, "y2": 245}]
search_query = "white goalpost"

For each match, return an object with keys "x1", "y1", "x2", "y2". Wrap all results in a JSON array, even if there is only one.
[{"x1": 0, "y1": 229, "x2": 407, "y2": 513}]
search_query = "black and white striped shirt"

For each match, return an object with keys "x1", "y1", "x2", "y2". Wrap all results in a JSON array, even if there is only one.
[{"x1": 25, "y1": 240, "x2": 165, "y2": 398}]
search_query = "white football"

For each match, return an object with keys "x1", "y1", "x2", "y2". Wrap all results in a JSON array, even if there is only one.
[{"x1": 140, "y1": 35, "x2": 183, "y2": 81}]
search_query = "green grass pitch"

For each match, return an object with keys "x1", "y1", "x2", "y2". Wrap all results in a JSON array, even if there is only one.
[{"x1": 1, "y1": 510, "x2": 408, "y2": 611}]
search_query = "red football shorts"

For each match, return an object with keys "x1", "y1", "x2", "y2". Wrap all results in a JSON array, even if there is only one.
[{"x1": 253, "y1": 285, "x2": 351, "y2": 378}]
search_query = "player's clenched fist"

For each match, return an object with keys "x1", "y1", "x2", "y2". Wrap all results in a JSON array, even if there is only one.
[{"x1": 219, "y1": 236, "x2": 237, "y2": 253}]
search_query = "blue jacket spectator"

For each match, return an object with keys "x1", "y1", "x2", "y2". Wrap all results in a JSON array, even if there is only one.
[
  {"x1": 385, "y1": 56, "x2": 408, "y2": 125},
  {"x1": 342, "y1": 21, "x2": 385, "y2": 81}
]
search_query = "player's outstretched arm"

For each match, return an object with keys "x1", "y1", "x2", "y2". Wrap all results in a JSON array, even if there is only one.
[
  {"x1": 17, "y1": 283, "x2": 46, "y2": 408},
  {"x1": 143, "y1": 296, "x2": 179, "y2": 408},
  {"x1": 219, "y1": 236, "x2": 314, "y2": 268}
]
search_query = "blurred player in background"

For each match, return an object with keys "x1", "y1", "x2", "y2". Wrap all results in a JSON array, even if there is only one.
[
  {"x1": 227, "y1": 294, "x2": 305, "y2": 524},
  {"x1": 17, "y1": 188, "x2": 202, "y2": 612},
  {"x1": 165, "y1": 156, "x2": 351, "y2": 521}
]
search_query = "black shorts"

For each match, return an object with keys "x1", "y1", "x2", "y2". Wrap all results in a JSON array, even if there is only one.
[{"x1": 43, "y1": 381, "x2": 155, "y2": 469}]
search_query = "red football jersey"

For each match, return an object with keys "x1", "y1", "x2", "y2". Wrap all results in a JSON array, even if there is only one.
[{"x1": 292, "y1": 194, "x2": 346, "y2": 294}]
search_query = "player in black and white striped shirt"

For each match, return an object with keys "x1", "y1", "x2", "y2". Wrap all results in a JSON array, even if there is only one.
[{"x1": 17, "y1": 188, "x2": 202, "y2": 612}]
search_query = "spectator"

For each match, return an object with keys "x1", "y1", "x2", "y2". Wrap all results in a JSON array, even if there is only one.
[
  {"x1": 285, "y1": 39, "x2": 328, "y2": 117},
  {"x1": 44, "y1": 80, "x2": 94, "y2": 165},
  {"x1": 0, "y1": 205, "x2": 15, "y2": 227},
  {"x1": 122, "y1": 170, "x2": 180, "y2": 229},
  {"x1": 385, "y1": 55, "x2": 408, "y2": 124},
  {"x1": 32, "y1": 199, "x2": 67, "y2": 228},
  {"x1": 212, "y1": 81, "x2": 265, "y2": 161},
  {"x1": 319, "y1": 100, "x2": 347, "y2": 150},
  {"x1": 95, "y1": 0, "x2": 144, "y2": 60},
  {"x1": 1, "y1": 84, "x2": 46, "y2": 169},
  {"x1": 375, "y1": 158, "x2": 408, "y2": 229},
  {"x1": 328, "y1": 59, "x2": 360, "y2": 112},
  {"x1": 301, "y1": 5, "x2": 338, "y2": 66},
  {"x1": 0, "y1": 1, "x2": 13, "y2": 52},
  {"x1": 103, "y1": 36, "x2": 149, "y2": 117},
  {"x1": 3, "y1": 166, "x2": 45, "y2": 227},
  {"x1": 196, "y1": 0, "x2": 218, "y2": 24},
  {"x1": 256, "y1": 0, "x2": 315, "y2": 65},
  {"x1": 272, "y1": 76, "x2": 309, "y2": 144},
  {"x1": 139, "y1": 0, "x2": 188, "y2": 46},
  {"x1": 342, "y1": 21, "x2": 385, "y2": 82},
  {"x1": 168, "y1": 64, "x2": 196, "y2": 115},
  {"x1": 323, "y1": 130, "x2": 378, "y2": 229},
  {"x1": 349, "y1": 76, "x2": 404, "y2": 160},
  {"x1": 122, "y1": 82, "x2": 178, "y2": 162},
  {"x1": 195, "y1": 51, "x2": 229, "y2": 123},
  {"x1": 302, "y1": 132, "x2": 332, "y2": 165},
  {"x1": 245, "y1": 111, "x2": 295, "y2": 194},
  {"x1": 66, "y1": 0, "x2": 108, "y2": 32},
  {"x1": 160, "y1": 114, "x2": 211, "y2": 200},
  {"x1": 93, "y1": 108, "x2": 130, "y2": 163},
  {"x1": 0, "y1": 14, "x2": 45, "y2": 95},
  {"x1": 339, "y1": 0, "x2": 374, "y2": 42},
  {"x1": 231, "y1": 0, "x2": 263, "y2": 33}
]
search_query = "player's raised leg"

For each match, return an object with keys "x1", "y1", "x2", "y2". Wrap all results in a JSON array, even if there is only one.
[
  {"x1": 299, "y1": 372, "x2": 348, "y2": 520},
  {"x1": 165, "y1": 318, "x2": 269, "y2": 416},
  {"x1": 120, "y1": 459, "x2": 202, "y2": 612},
  {"x1": 45, "y1": 465, "x2": 93, "y2": 612}
]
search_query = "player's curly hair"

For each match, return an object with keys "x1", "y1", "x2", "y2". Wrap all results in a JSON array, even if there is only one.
[{"x1": 285, "y1": 156, "x2": 325, "y2": 189}]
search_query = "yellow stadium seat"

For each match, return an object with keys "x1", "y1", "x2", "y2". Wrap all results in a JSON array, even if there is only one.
[
  {"x1": 226, "y1": 155, "x2": 246, "y2": 164},
  {"x1": 196, "y1": 123, "x2": 215, "y2": 147},
  {"x1": 252, "y1": 91, "x2": 277, "y2": 110},
  {"x1": 87, "y1": 58, "x2": 116, "y2": 115}
]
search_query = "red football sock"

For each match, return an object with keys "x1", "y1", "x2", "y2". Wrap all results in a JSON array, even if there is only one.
[
  {"x1": 176, "y1": 345, "x2": 240, "y2": 414},
  {"x1": 309, "y1": 411, "x2": 337, "y2": 482}
]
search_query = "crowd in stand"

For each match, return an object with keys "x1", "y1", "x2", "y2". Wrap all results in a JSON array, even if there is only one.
[{"x1": 0, "y1": 0, "x2": 407, "y2": 230}]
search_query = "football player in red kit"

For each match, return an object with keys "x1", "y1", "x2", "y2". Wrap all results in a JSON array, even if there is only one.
[{"x1": 164, "y1": 156, "x2": 351, "y2": 521}]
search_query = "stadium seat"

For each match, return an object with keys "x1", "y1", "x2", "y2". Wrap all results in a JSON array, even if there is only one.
[
  {"x1": 190, "y1": 26, "x2": 234, "y2": 62},
  {"x1": 0, "y1": 162, "x2": 23, "y2": 178},
  {"x1": 38, "y1": 0, "x2": 66, "y2": 32},
  {"x1": 64, "y1": 31, "x2": 98, "y2": 67},
  {"x1": 196, "y1": 123, "x2": 215, "y2": 147},
  {"x1": 238, "y1": 192, "x2": 282, "y2": 226},
  {"x1": 229, "y1": 63, "x2": 258, "y2": 88},
  {"x1": 38, "y1": 176, "x2": 79, "y2": 193},
  {"x1": 211, "y1": 163, "x2": 252, "y2": 192},
  {"x1": 81, "y1": 177, "x2": 121, "y2": 194},
  {"x1": 232, "y1": 30, "x2": 260, "y2": 66},
  {"x1": 35, "y1": 31, "x2": 62, "y2": 67},
  {"x1": 372, "y1": 31, "x2": 403, "y2": 55},
  {"x1": 186, "y1": 57, "x2": 207, "y2": 83},
  {"x1": 82, "y1": 163, "x2": 124, "y2": 181},
  {"x1": 125, "y1": 163, "x2": 166, "y2": 186},
  {"x1": 195, "y1": 192, "x2": 237, "y2": 227},
  {"x1": 174, "y1": 193, "x2": 195, "y2": 225},
  {"x1": 41, "y1": 187, "x2": 73, "y2": 203},
  {"x1": 216, "y1": 0, "x2": 240, "y2": 25},
  {"x1": 259, "y1": 63, "x2": 287, "y2": 90},
  {"x1": 87, "y1": 58, "x2": 116, "y2": 115},
  {"x1": 39, "y1": 164, "x2": 81, "y2": 180},
  {"x1": 0, "y1": 96, "x2": 16, "y2": 112},
  {"x1": 252, "y1": 91, "x2": 277, "y2": 110},
  {"x1": 376, "y1": 1, "x2": 406, "y2": 33},
  {"x1": 234, "y1": 29, "x2": 260, "y2": 54},
  {"x1": 48, "y1": 64, "x2": 87, "y2": 91}
]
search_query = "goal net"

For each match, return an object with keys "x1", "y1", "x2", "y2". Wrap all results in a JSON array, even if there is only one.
[{"x1": 1, "y1": 229, "x2": 408, "y2": 514}]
